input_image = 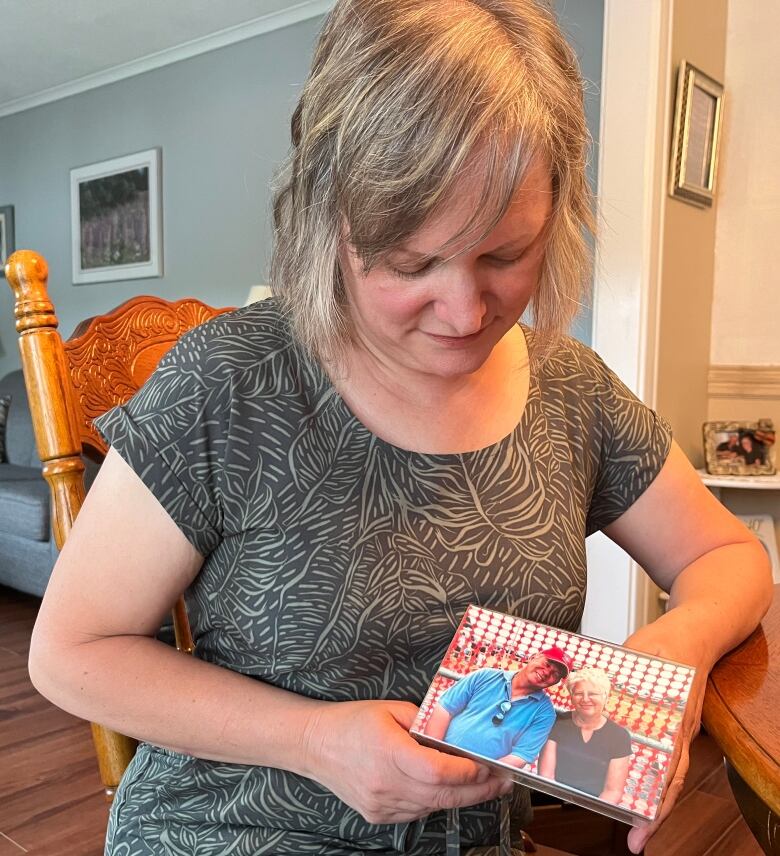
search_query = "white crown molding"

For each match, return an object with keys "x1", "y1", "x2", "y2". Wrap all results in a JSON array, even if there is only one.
[
  {"x1": 0, "y1": 0, "x2": 334, "y2": 119},
  {"x1": 709, "y1": 365, "x2": 780, "y2": 400}
]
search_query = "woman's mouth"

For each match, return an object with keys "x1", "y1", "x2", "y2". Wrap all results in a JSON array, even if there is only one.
[{"x1": 424, "y1": 326, "x2": 488, "y2": 347}]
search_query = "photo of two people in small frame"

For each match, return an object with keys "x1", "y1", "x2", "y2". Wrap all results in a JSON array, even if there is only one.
[
  {"x1": 703, "y1": 418, "x2": 776, "y2": 476},
  {"x1": 411, "y1": 606, "x2": 695, "y2": 827}
]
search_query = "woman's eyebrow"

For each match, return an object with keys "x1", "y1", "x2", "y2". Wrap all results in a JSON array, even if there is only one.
[
  {"x1": 390, "y1": 235, "x2": 536, "y2": 261},
  {"x1": 488, "y1": 237, "x2": 536, "y2": 253}
]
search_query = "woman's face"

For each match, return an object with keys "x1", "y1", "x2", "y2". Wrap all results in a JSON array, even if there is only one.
[
  {"x1": 338, "y1": 157, "x2": 553, "y2": 381},
  {"x1": 570, "y1": 680, "x2": 606, "y2": 716},
  {"x1": 741, "y1": 435, "x2": 754, "y2": 452}
]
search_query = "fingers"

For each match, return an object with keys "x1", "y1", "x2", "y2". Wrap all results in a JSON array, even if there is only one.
[
  {"x1": 395, "y1": 735, "x2": 493, "y2": 787},
  {"x1": 626, "y1": 743, "x2": 692, "y2": 853},
  {"x1": 625, "y1": 687, "x2": 698, "y2": 855},
  {"x1": 626, "y1": 822, "x2": 650, "y2": 854},
  {"x1": 317, "y1": 701, "x2": 518, "y2": 826},
  {"x1": 427, "y1": 774, "x2": 515, "y2": 813},
  {"x1": 358, "y1": 770, "x2": 513, "y2": 825},
  {"x1": 386, "y1": 700, "x2": 423, "y2": 730}
]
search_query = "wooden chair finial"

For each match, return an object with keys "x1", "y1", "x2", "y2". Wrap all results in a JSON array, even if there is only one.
[
  {"x1": 5, "y1": 250, "x2": 58, "y2": 334},
  {"x1": 6, "y1": 250, "x2": 228, "y2": 796}
]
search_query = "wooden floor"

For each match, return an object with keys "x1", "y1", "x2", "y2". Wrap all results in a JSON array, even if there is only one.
[{"x1": 0, "y1": 584, "x2": 764, "y2": 856}]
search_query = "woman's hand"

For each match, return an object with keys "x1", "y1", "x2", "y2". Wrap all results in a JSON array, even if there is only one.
[
  {"x1": 621, "y1": 618, "x2": 711, "y2": 854},
  {"x1": 301, "y1": 699, "x2": 512, "y2": 824}
]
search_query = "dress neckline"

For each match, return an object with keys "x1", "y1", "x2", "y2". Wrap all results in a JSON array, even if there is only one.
[{"x1": 310, "y1": 324, "x2": 538, "y2": 460}]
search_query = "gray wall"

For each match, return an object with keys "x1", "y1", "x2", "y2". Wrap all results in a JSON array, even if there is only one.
[
  {"x1": 0, "y1": 3, "x2": 602, "y2": 378},
  {"x1": 554, "y1": 0, "x2": 604, "y2": 345},
  {"x1": 0, "y1": 17, "x2": 322, "y2": 377}
]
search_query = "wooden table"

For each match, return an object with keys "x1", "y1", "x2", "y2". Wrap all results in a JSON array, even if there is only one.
[{"x1": 703, "y1": 584, "x2": 780, "y2": 854}]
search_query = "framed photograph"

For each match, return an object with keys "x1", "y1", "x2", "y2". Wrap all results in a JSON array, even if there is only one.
[
  {"x1": 411, "y1": 605, "x2": 696, "y2": 827},
  {"x1": 703, "y1": 419, "x2": 776, "y2": 476},
  {"x1": 70, "y1": 148, "x2": 163, "y2": 285},
  {"x1": 0, "y1": 205, "x2": 15, "y2": 276},
  {"x1": 669, "y1": 60, "x2": 724, "y2": 208}
]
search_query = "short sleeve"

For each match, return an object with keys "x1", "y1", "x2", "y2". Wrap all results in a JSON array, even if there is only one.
[
  {"x1": 93, "y1": 327, "x2": 230, "y2": 557},
  {"x1": 585, "y1": 353, "x2": 673, "y2": 536},
  {"x1": 438, "y1": 672, "x2": 476, "y2": 716},
  {"x1": 607, "y1": 723, "x2": 633, "y2": 759}
]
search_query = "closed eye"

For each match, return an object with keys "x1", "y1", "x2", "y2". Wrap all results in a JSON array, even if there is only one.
[
  {"x1": 389, "y1": 249, "x2": 527, "y2": 279},
  {"x1": 485, "y1": 253, "x2": 526, "y2": 267},
  {"x1": 390, "y1": 260, "x2": 436, "y2": 280}
]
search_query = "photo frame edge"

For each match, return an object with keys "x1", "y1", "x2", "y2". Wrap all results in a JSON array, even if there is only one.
[
  {"x1": 70, "y1": 147, "x2": 163, "y2": 285},
  {"x1": 0, "y1": 205, "x2": 15, "y2": 280}
]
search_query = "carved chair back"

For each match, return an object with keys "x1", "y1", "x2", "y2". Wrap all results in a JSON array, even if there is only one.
[{"x1": 4, "y1": 250, "x2": 232, "y2": 796}]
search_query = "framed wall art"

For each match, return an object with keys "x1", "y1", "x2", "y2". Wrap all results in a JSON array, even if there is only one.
[
  {"x1": 0, "y1": 205, "x2": 15, "y2": 276},
  {"x1": 70, "y1": 148, "x2": 163, "y2": 285},
  {"x1": 669, "y1": 60, "x2": 724, "y2": 208},
  {"x1": 703, "y1": 419, "x2": 776, "y2": 476}
]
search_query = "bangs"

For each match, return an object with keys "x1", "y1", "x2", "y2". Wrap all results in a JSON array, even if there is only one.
[
  {"x1": 355, "y1": 135, "x2": 546, "y2": 274},
  {"x1": 331, "y1": 8, "x2": 553, "y2": 270}
]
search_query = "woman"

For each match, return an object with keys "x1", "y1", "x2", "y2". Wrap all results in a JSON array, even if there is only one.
[
  {"x1": 739, "y1": 432, "x2": 765, "y2": 465},
  {"x1": 539, "y1": 668, "x2": 632, "y2": 804},
  {"x1": 27, "y1": 1, "x2": 771, "y2": 854}
]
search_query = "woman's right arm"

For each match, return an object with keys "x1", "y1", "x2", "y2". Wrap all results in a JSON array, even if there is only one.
[
  {"x1": 29, "y1": 448, "x2": 509, "y2": 823},
  {"x1": 537, "y1": 739, "x2": 557, "y2": 779}
]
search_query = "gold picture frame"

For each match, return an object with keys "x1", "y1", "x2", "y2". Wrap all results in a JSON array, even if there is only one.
[
  {"x1": 669, "y1": 61, "x2": 724, "y2": 208},
  {"x1": 703, "y1": 419, "x2": 776, "y2": 476}
]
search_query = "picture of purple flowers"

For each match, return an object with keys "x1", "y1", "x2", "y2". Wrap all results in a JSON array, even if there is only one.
[
  {"x1": 71, "y1": 149, "x2": 162, "y2": 284},
  {"x1": 79, "y1": 168, "x2": 150, "y2": 269}
]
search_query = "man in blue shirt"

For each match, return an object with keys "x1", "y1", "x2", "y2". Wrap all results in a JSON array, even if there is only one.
[{"x1": 424, "y1": 647, "x2": 572, "y2": 768}]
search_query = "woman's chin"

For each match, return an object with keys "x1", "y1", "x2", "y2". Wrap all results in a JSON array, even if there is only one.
[
  {"x1": 420, "y1": 351, "x2": 493, "y2": 379},
  {"x1": 414, "y1": 335, "x2": 500, "y2": 378}
]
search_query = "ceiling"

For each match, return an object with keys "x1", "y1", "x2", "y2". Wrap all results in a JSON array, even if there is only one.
[{"x1": 0, "y1": 0, "x2": 329, "y2": 116}]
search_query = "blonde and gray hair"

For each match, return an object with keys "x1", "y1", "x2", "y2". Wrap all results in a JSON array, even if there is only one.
[
  {"x1": 271, "y1": 0, "x2": 594, "y2": 363},
  {"x1": 566, "y1": 667, "x2": 613, "y2": 701}
]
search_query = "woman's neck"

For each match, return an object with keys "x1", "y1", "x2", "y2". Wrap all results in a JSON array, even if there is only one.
[
  {"x1": 328, "y1": 326, "x2": 530, "y2": 454},
  {"x1": 572, "y1": 711, "x2": 606, "y2": 730},
  {"x1": 341, "y1": 324, "x2": 525, "y2": 408}
]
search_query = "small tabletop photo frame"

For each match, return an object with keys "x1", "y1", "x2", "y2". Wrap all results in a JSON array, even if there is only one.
[
  {"x1": 411, "y1": 605, "x2": 696, "y2": 827},
  {"x1": 703, "y1": 419, "x2": 776, "y2": 476}
]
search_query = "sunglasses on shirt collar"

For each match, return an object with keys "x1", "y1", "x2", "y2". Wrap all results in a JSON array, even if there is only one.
[{"x1": 491, "y1": 699, "x2": 512, "y2": 726}]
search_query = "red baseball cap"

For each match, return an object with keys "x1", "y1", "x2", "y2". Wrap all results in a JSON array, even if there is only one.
[{"x1": 537, "y1": 646, "x2": 573, "y2": 677}]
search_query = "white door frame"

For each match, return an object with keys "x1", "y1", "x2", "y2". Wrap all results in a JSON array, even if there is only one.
[{"x1": 582, "y1": 0, "x2": 673, "y2": 642}]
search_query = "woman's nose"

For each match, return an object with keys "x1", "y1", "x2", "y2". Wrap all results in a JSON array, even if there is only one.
[{"x1": 433, "y1": 276, "x2": 487, "y2": 336}]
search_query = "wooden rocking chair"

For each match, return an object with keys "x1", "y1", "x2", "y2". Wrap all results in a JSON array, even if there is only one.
[{"x1": 4, "y1": 249, "x2": 231, "y2": 797}]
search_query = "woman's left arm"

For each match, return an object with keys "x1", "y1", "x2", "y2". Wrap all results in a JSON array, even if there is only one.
[
  {"x1": 599, "y1": 755, "x2": 631, "y2": 805},
  {"x1": 606, "y1": 440, "x2": 772, "y2": 667},
  {"x1": 602, "y1": 440, "x2": 774, "y2": 851}
]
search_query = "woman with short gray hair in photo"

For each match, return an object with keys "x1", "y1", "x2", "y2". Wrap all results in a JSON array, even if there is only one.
[
  {"x1": 27, "y1": 1, "x2": 772, "y2": 855},
  {"x1": 539, "y1": 667, "x2": 632, "y2": 804}
]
